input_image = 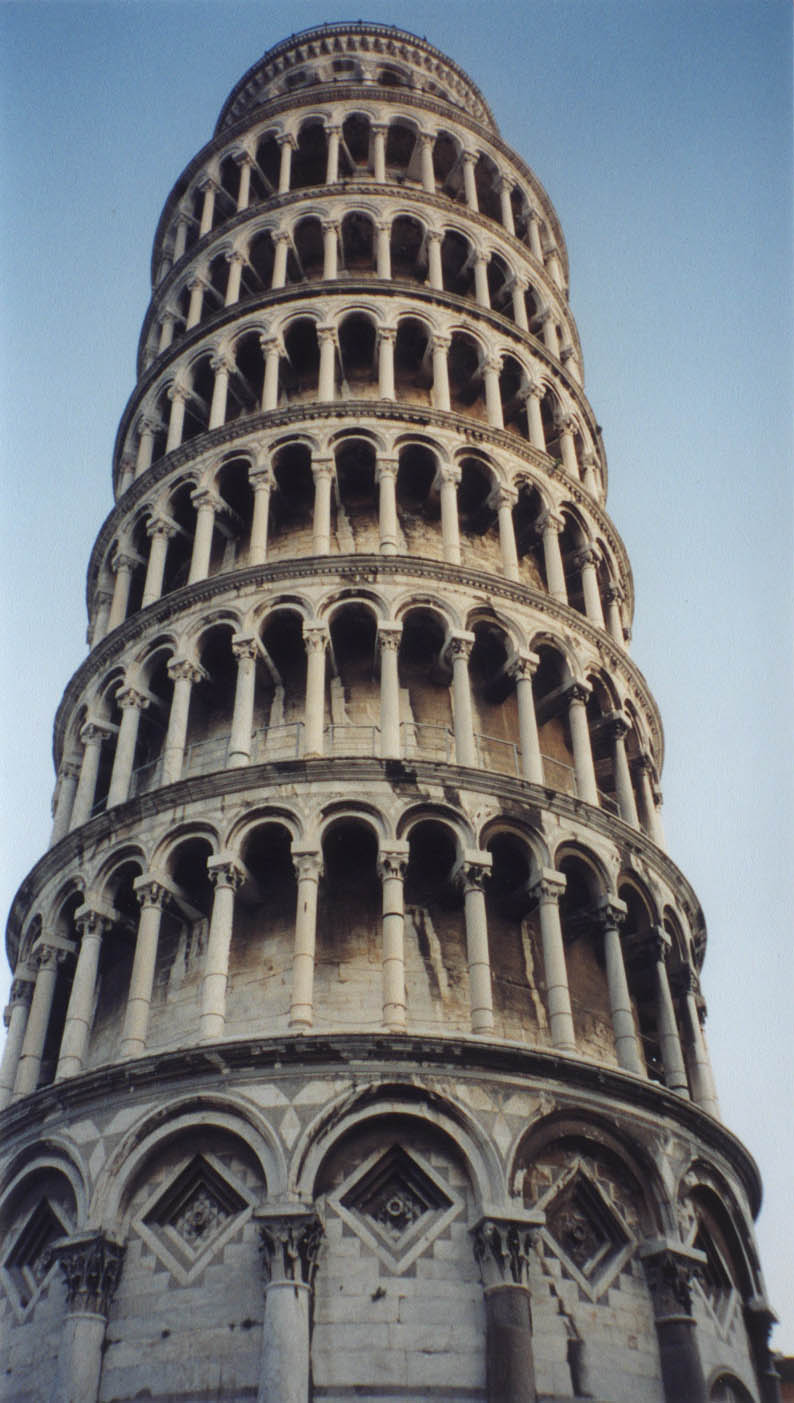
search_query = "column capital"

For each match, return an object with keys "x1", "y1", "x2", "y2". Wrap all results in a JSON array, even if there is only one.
[
  {"x1": 187, "y1": 272, "x2": 210, "y2": 293},
  {"x1": 59, "y1": 758, "x2": 83, "y2": 782},
  {"x1": 324, "y1": 120, "x2": 342, "y2": 137},
  {"x1": 320, "y1": 217, "x2": 341, "y2": 236},
  {"x1": 671, "y1": 964, "x2": 700, "y2": 1000},
  {"x1": 605, "y1": 581, "x2": 625, "y2": 605},
  {"x1": 573, "y1": 544, "x2": 600, "y2": 570},
  {"x1": 448, "y1": 630, "x2": 475, "y2": 663},
  {"x1": 377, "y1": 623, "x2": 402, "y2": 653},
  {"x1": 377, "y1": 844, "x2": 410, "y2": 882},
  {"x1": 292, "y1": 848, "x2": 324, "y2": 883},
  {"x1": 375, "y1": 455, "x2": 399, "y2": 482},
  {"x1": 224, "y1": 248, "x2": 246, "y2": 267},
  {"x1": 425, "y1": 227, "x2": 443, "y2": 245},
  {"x1": 231, "y1": 633, "x2": 259, "y2": 663},
  {"x1": 456, "y1": 852, "x2": 493, "y2": 893},
  {"x1": 256, "y1": 1205, "x2": 323, "y2": 1288},
  {"x1": 439, "y1": 463, "x2": 461, "y2": 486},
  {"x1": 312, "y1": 456, "x2": 335, "y2": 481},
  {"x1": 632, "y1": 750, "x2": 657, "y2": 778},
  {"x1": 210, "y1": 349, "x2": 235, "y2": 376},
  {"x1": 52, "y1": 1232, "x2": 125, "y2": 1317},
  {"x1": 207, "y1": 854, "x2": 246, "y2": 891},
  {"x1": 509, "y1": 650, "x2": 540, "y2": 683},
  {"x1": 79, "y1": 719, "x2": 113, "y2": 746},
  {"x1": 483, "y1": 352, "x2": 503, "y2": 375},
  {"x1": 276, "y1": 132, "x2": 298, "y2": 150},
  {"x1": 565, "y1": 680, "x2": 592, "y2": 707},
  {"x1": 259, "y1": 332, "x2": 282, "y2": 355},
  {"x1": 491, "y1": 483, "x2": 518, "y2": 510},
  {"x1": 529, "y1": 868, "x2": 566, "y2": 904},
  {"x1": 74, "y1": 903, "x2": 114, "y2": 939},
  {"x1": 232, "y1": 147, "x2": 255, "y2": 168},
  {"x1": 316, "y1": 323, "x2": 337, "y2": 346},
  {"x1": 431, "y1": 331, "x2": 452, "y2": 353},
  {"x1": 5, "y1": 978, "x2": 34, "y2": 1024},
  {"x1": 649, "y1": 924, "x2": 673, "y2": 963},
  {"x1": 137, "y1": 411, "x2": 160, "y2": 436},
  {"x1": 302, "y1": 623, "x2": 329, "y2": 652},
  {"x1": 196, "y1": 172, "x2": 220, "y2": 193},
  {"x1": 497, "y1": 172, "x2": 515, "y2": 194},
  {"x1": 377, "y1": 324, "x2": 397, "y2": 344},
  {"x1": 471, "y1": 1210, "x2": 544, "y2": 1289},
  {"x1": 605, "y1": 710, "x2": 630, "y2": 741},
  {"x1": 638, "y1": 1241, "x2": 707, "y2": 1321},
  {"x1": 595, "y1": 895, "x2": 628, "y2": 931},
  {"x1": 33, "y1": 940, "x2": 70, "y2": 972},
  {"x1": 116, "y1": 685, "x2": 150, "y2": 712},
  {"x1": 111, "y1": 549, "x2": 139, "y2": 575},
  {"x1": 133, "y1": 872, "x2": 172, "y2": 910},
  {"x1": 167, "y1": 380, "x2": 189, "y2": 404},
  {"x1": 538, "y1": 507, "x2": 564, "y2": 534},
  {"x1": 190, "y1": 485, "x2": 222, "y2": 512},
  {"x1": 248, "y1": 465, "x2": 275, "y2": 491},
  {"x1": 167, "y1": 656, "x2": 206, "y2": 685}
]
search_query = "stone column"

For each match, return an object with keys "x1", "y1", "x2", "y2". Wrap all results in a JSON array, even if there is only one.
[
  {"x1": 302, "y1": 625, "x2": 327, "y2": 757},
  {"x1": 186, "y1": 274, "x2": 207, "y2": 329},
  {"x1": 120, "y1": 876, "x2": 169, "y2": 1058},
  {"x1": 744, "y1": 1297, "x2": 783, "y2": 1403},
  {"x1": 135, "y1": 415, "x2": 157, "y2": 476},
  {"x1": 89, "y1": 588, "x2": 113, "y2": 646},
  {"x1": 249, "y1": 465, "x2": 274, "y2": 564},
  {"x1": 172, "y1": 212, "x2": 189, "y2": 260},
  {"x1": 261, "y1": 335, "x2": 281, "y2": 410},
  {"x1": 378, "y1": 847, "x2": 409, "y2": 1030},
  {"x1": 676, "y1": 968, "x2": 720, "y2": 1116},
  {"x1": 0, "y1": 978, "x2": 34, "y2": 1109},
  {"x1": 431, "y1": 332, "x2": 451, "y2": 411},
  {"x1": 256, "y1": 1207, "x2": 324, "y2": 1403},
  {"x1": 209, "y1": 351, "x2": 234, "y2": 428},
  {"x1": 325, "y1": 123, "x2": 341, "y2": 183},
  {"x1": 50, "y1": 760, "x2": 81, "y2": 844},
  {"x1": 650, "y1": 929, "x2": 689, "y2": 1094},
  {"x1": 277, "y1": 134, "x2": 295, "y2": 193},
  {"x1": 228, "y1": 635, "x2": 259, "y2": 767},
  {"x1": 162, "y1": 658, "x2": 203, "y2": 785},
  {"x1": 633, "y1": 753, "x2": 666, "y2": 846},
  {"x1": 141, "y1": 516, "x2": 176, "y2": 603},
  {"x1": 460, "y1": 855, "x2": 494, "y2": 1033},
  {"x1": 474, "y1": 252, "x2": 491, "y2": 307},
  {"x1": 372, "y1": 123, "x2": 387, "y2": 181},
  {"x1": 530, "y1": 870, "x2": 576, "y2": 1052},
  {"x1": 165, "y1": 383, "x2": 188, "y2": 453},
  {"x1": 14, "y1": 942, "x2": 65, "y2": 1097},
  {"x1": 539, "y1": 511, "x2": 566, "y2": 601},
  {"x1": 322, "y1": 219, "x2": 339, "y2": 280},
  {"x1": 289, "y1": 851, "x2": 323, "y2": 1028},
  {"x1": 483, "y1": 355, "x2": 504, "y2": 429},
  {"x1": 526, "y1": 209, "x2": 543, "y2": 261},
  {"x1": 312, "y1": 458, "x2": 334, "y2": 554},
  {"x1": 70, "y1": 721, "x2": 112, "y2": 829},
  {"x1": 188, "y1": 488, "x2": 220, "y2": 583},
  {"x1": 511, "y1": 653, "x2": 544, "y2": 785},
  {"x1": 157, "y1": 313, "x2": 176, "y2": 354},
  {"x1": 317, "y1": 325, "x2": 337, "y2": 400},
  {"x1": 472, "y1": 1212, "x2": 544, "y2": 1403},
  {"x1": 566, "y1": 683, "x2": 597, "y2": 804},
  {"x1": 546, "y1": 246, "x2": 565, "y2": 289},
  {"x1": 538, "y1": 309, "x2": 559, "y2": 357},
  {"x1": 56, "y1": 905, "x2": 112, "y2": 1079},
  {"x1": 596, "y1": 897, "x2": 644, "y2": 1075},
  {"x1": 512, "y1": 277, "x2": 529, "y2": 331},
  {"x1": 107, "y1": 687, "x2": 148, "y2": 807},
  {"x1": 461, "y1": 149, "x2": 478, "y2": 209},
  {"x1": 375, "y1": 219, "x2": 391, "y2": 278},
  {"x1": 494, "y1": 485, "x2": 519, "y2": 579},
  {"x1": 378, "y1": 624, "x2": 402, "y2": 759},
  {"x1": 449, "y1": 632, "x2": 477, "y2": 767},
  {"x1": 107, "y1": 550, "x2": 136, "y2": 630},
  {"x1": 640, "y1": 1242, "x2": 708, "y2": 1403},
  {"x1": 439, "y1": 465, "x2": 461, "y2": 563},
  {"x1": 604, "y1": 583, "x2": 625, "y2": 644},
  {"x1": 581, "y1": 450, "x2": 600, "y2": 496},
  {"x1": 378, "y1": 325, "x2": 396, "y2": 399},
  {"x1": 199, "y1": 856, "x2": 245, "y2": 1042},
  {"x1": 498, "y1": 176, "x2": 516, "y2": 234},
  {"x1": 575, "y1": 546, "x2": 605, "y2": 627},
  {"x1": 426, "y1": 229, "x2": 443, "y2": 288},
  {"x1": 419, "y1": 131, "x2": 435, "y2": 191},
  {"x1": 376, "y1": 456, "x2": 399, "y2": 555},
  {"x1": 525, "y1": 384, "x2": 546, "y2": 451},
  {"x1": 607, "y1": 713, "x2": 640, "y2": 827},
  {"x1": 224, "y1": 249, "x2": 246, "y2": 305},
  {"x1": 51, "y1": 1233, "x2": 125, "y2": 1403},
  {"x1": 198, "y1": 175, "x2": 218, "y2": 236},
  {"x1": 235, "y1": 151, "x2": 253, "y2": 210},
  {"x1": 272, "y1": 230, "x2": 291, "y2": 288}
]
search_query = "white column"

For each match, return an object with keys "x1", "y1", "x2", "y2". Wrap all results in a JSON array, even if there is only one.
[
  {"x1": 372, "y1": 124, "x2": 387, "y2": 182},
  {"x1": 539, "y1": 511, "x2": 567, "y2": 602},
  {"x1": 483, "y1": 355, "x2": 504, "y2": 428},
  {"x1": 235, "y1": 152, "x2": 253, "y2": 210},
  {"x1": 120, "y1": 877, "x2": 169, "y2": 1058},
  {"x1": 597, "y1": 898, "x2": 644, "y2": 1075},
  {"x1": 530, "y1": 870, "x2": 575, "y2": 1051},
  {"x1": 14, "y1": 943, "x2": 64, "y2": 1098},
  {"x1": 188, "y1": 488, "x2": 220, "y2": 583},
  {"x1": 378, "y1": 326, "x2": 396, "y2": 400},
  {"x1": 498, "y1": 176, "x2": 516, "y2": 234},
  {"x1": 228, "y1": 635, "x2": 259, "y2": 767},
  {"x1": 527, "y1": 208, "x2": 543, "y2": 260},
  {"x1": 325, "y1": 123, "x2": 341, "y2": 183},
  {"x1": 460, "y1": 856, "x2": 494, "y2": 1033},
  {"x1": 302, "y1": 625, "x2": 327, "y2": 757},
  {"x1": 651, "y1": 930, "x2": 689, "y2": 1095},
  {"x1": 50, "y1": 761, "x2": 81, "y2": 845},
  {"x1": 55, "y1": 906, "x2": 111, "y2": 1079},
  {"x1": 439, "y1": 465, "x2": 461, "y2": 564},
  {"x1": 289, "y1": 851, "x2": 323, "y2": 1027},
  {"x1": 431, "y1": 333, "x2": 451, "y2": 411},
  {"x1": 249, "y1": 466, "x2": 274, "y2": 564},
  {"x1": 157, "y1": 312, "x2": 176, "y2": 354},
  {"x1": 576, "y1": 546, "x2": 606, "y2": 626},
  {"x1": 70, "y1": 721, "x2": 112, "y2": 829},
  {"x1": 449, "y1": 632, "x2": 477, "y2": 767},
  {"x1": 546, "y1": 246, "x2": 565, "y2": 288},
  {"x1": 198, "y1": 176, "x2": 218, "y2": 236},
  {"x1": 261, "y1": 335, "x2": 281, "y2": 410},
  {"x1": 186, "y1": 275, "x2": 207, "y2": 329},
  {"x1": 426, "y1": 229, "x2": 443, "y2": 289},
  {"x1": 376, "y1": 456, "x2": 399, "y2": 555},
  {"x1": 172, "y1": 214, "x2": 189, "y2": 261},
  {"x1": 271, "y1": 230, "x2": 291, "y2": 288},
  {"x1": 90, "y1": 588, "x2": 113, "y2": 646},
  {"x1": 678, "y1": 968, "x2": 720, "y2": 1116},
  {"x1": 582, "y1": 451, "x2": 600, "y2": 495},
  {"x1": 0, "y1": 978, "x2": 34, "y2": 1109},
  {"x1": 378, "y1": 848, "x2": 409, "y2": 1030},
  {"x1": 225, "y1": 249, "x2": 245, "y2": 305},
  {"x1": 378, "y1": 625, "x2": 402, "y2": 759},
  {"x1": 141, "y1": 518, "x2": 175, "y2": 607},
  {"x1": 511, "y1": 653, "x2": 544, "y2": 784},
  {"x1": 135, "y1": 415, "x2": 157, "y2": 475},
  {"x1": 608, "y1": 714, "x2": 640, "y2": 827},
  {"x1": 51, "y1": 1234, "x2": 124, "y2": 1403},
  {"x1": 277, "y1": 134, "x2": 295, "y2": 194},
  {"x1": 200, "y1": 856, "x2": 245, "y2": 1042},
  {"x1": 512, "y1": 276, "x2": 529, "y2": 330},
  {"x1": 474, "y1": 252, "x2": 490, "y2": 307},
  {"x1": 256, "y1": 1210, "x2": 323, "y2": 1403},
  {"x1": 566, "y1": 683, "x2": 598, "y2": 804},
  {"x1": 539, "y1": 308, "x2": 560, "y2": 357},
  {"x1": 317, "y1": 326, "x2": 337, "y2": 400},
  {"x1": 107, "y1": 686, "x2": 148, "y2": 808},
  {"x1": 209, "y1": 352, "x2": 233, "y2": 428},
  {"x1": 165, "y1": 383, "x2": 188, "y2": 453},
  {"x1": 312, "y1": 458, "x2": 334, "y2": 554},
  {"x1": 558, "y1": 416, "x2": 580, "y2": 478},
  {"x1": 162, "y1": 658, "x2": 203, "y2": 785},
  {"x1": 322, "y1": 220, "x2": 339, "y2": 280},
  {"x1": 375, "y1": 219, "x2": 391, "y2": 278},
  {"x1": 108, "y1": 551, "x2": 136, "y2": 630},
  {"x1": 461, "y1": 149, "x2": 478, "y2": 209},
  {"x1": 494, "y1": 486, "x2": 519, "y2": 579},
  {"x1": 634, "y1": 754, "x2": 666, "y2": 846},
  {"x1": 419, "y1": 132, "x2": 435, "y2": 192},
  {"x1": 525, "y1": 384, "x2": 546, "y2": 450},
  {"x1": 604, "y1": 583, "x2": 625, "y2": 645}
]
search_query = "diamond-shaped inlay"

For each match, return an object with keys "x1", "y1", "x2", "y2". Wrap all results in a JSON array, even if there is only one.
[
  {"x1": 1, "y1": 1198, "x2": 70, "y2": 1317},
  {"x1": 538, "y1": 1162, "x2": 634, "y2": 1300},
  {"x1": 134, "y1": 1154, "x2": 252, "y2": 1285},
  {"x1": 331, "y1": 1145, "x2": 462, "y2": 1274}
]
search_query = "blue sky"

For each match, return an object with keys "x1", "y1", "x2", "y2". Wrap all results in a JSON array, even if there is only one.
[{"x1": 1, "y1": 0, "x2": 792, "y2": 1353}]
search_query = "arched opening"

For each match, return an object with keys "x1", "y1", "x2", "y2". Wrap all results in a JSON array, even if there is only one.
[
  {"x1": 469, "y1": 620, "x2": 519, "y2": 774},
  {"x1": 433, "y1": 131, "x2": 464, "y2": 202},
  {"x1": 385, "y1": 120, "x2": 419, "y2": 183},
  {"x1": 540, "y1": 388, "x2": 561, "y2": 458},
  {"x1": 500, "y1": 354, "x2": 530, "y2": 440},
  {"x1": 390, "y1": 215, "x2": 425, "y2": 282},
  {"x1": 448, "y1": 332, "x2": 486, "y2": 419},
  {"x1": 327, "y1": 604, "x2": 379, "y2": 753},
  {"x1": 396, "y1": 443, "x2": 438, "y2": 554},
  {"x1": 229, "y1": 823, "x2": 297, "y2": 1033},
  {"x1": 268, "y1": 442, "x2": 314, "y2": 560},
  {"x1": 315, "y1": 818, "x2": 380, "y2": 1023},
  {"x1": 510, "y1": 186, "x2": 530, "y2": 244},
  {"x1": 89, "y1": 860, "x2": 141, "y2": 1067},
  {"x1": 557, "y1": 853, "x2": 614, "y2": 1064},
  {"x1": 227, "y1": 332, "x2": 265, "y2": 424},
  {"x1": 338, "y1": 313, "x2": 377, "y2": 396},
  {"x1": 619, "y1": 880, "x2": 661, "y2": 1081},
  {"x1": 292, "y1": 216, "x2": 325, "y2": 281},
  {"x1": 183, "y1": 627, "x2": 237, "y2": 774},
  {"x1": 254, "y1": 132, "x2": 281, "y2": 196},
  {"x1": 334, "y1": 438, "x2": 378, "y2": 552},
  {"x1": 207, "y1": 252, "x2": 230, "y2": 311},
  {"x1": 586, "y1": 676, "x2": 619, "y2": 815},
  {"x1": 485, "y1": 831, "x2": 545, "y2": 1043},
  {"x1": 404, "y1": 819, "x2": 468, "y2": 1031},
  {"x1": 181, "y1": 355, "x2": 214, "y2": 443},
  {"x1": 212, "y1": 457, "x2": 254, "y2": 573},
  {"x1": 244, "y1": 229, "x2": 276, "y2": 295},
  {"x1": 281, "y1": 318, "x2": 320, "y2": 403},
  {"x1": 340, "y1": 113, "x2": 371, "y2": 176},
  {"x1": 394, "y1": 318, "x2": 432, "y2": 405},
  {"x1": 38, "y1": 894, "x2": 79, "y2": 1087},
  {"x1": 291, "y1": 121, "x2": 328, "y2": 189},
  {"x1": 129, "y1": 649, "x2": 171, "y2": 797},
  {"x1": 340, "y1": 211, "x2": 375, "y2": 274},
  {"x1": 441, "y1": 230, "x2": 475, "y2": 298},
  {"x1": 398, "y1": 608, "x2": 452, "y2": 760},
  {"x1": 487, "y1": 252, "x2": 513, "y2": 317},
  {"x1": 217, "y1": 153, "x2": 241, "y2": 220},
  {"x1": 474, "y1": 152, "x2": 502, "y2": 222},
  {"x1": 145, "y1": 835, "x2": 214, "y2": 1051},
  {"x1": 259, "y1": 609, "x2": 307, "y2": 759},
  {"x1": 560, "y1": 513, "x2": 587, "y2": 615},
  {"x1": 532, "y1": 646, "x2": 575, "y2": 795},
  {"x1": 512, "y1": 483, "x2": 546, "y2": 589},
  {"x1": 457, "y1": 456, "x2": 499, "y2": 571},
  {"x1": 125, "y1": 514, "x2": 150, "y2": 617}
]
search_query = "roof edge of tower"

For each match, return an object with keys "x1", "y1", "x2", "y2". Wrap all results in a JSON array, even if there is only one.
[{"x1": 215, "y1": 21, "x2": 497, "y2": 135}]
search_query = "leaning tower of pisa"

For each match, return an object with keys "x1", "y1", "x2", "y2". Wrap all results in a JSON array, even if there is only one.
[{"x1": 0, "y1": 23, "x2": 779, "y2": 1403}]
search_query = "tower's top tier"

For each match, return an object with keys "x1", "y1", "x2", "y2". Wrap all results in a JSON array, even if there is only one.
[{"x1": 216, "y1": 22, "x2": 497, "y2": 135}]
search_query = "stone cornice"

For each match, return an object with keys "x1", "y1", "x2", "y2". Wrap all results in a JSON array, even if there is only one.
[
  {"x1": 149, "y1": 83, "x2": 567, "y2": 291},
  {"x1": 9, "y1": 757, "x2": 697, "y2": 969},
  {"x1": 0, "y1": 1031, "x2": 760, "y2": 1216}
]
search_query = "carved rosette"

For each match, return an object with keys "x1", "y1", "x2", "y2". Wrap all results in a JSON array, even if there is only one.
[
  {"x1": 258, "y1": 1208, "x2": 324, "y2": 1289},
  {"x1": 55, "y1": 1234, "x2": 125, "y2": 1316}
]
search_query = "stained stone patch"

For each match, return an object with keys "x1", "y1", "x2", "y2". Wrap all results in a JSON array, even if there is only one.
[
  {"x1": 134, "y1": 1153, "x2": 253, "y2": 1285},
  {"x1": 537, "y1": 1160, "x2": 635, "y2": 1300},
  {"x1": 692, "y1": 1225, "x2": 738, "y2": 1334},
  {"x1": 1, "y1": 1198, "x2": 70, "y2": 1317},
  {"x1": 330, "y1": 1144, "x2": 462, "y2": 1274}
]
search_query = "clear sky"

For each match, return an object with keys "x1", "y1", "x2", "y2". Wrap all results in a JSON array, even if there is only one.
[{"x1": 1, "y1": 0, "x2": 792, "y2": 1355}]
